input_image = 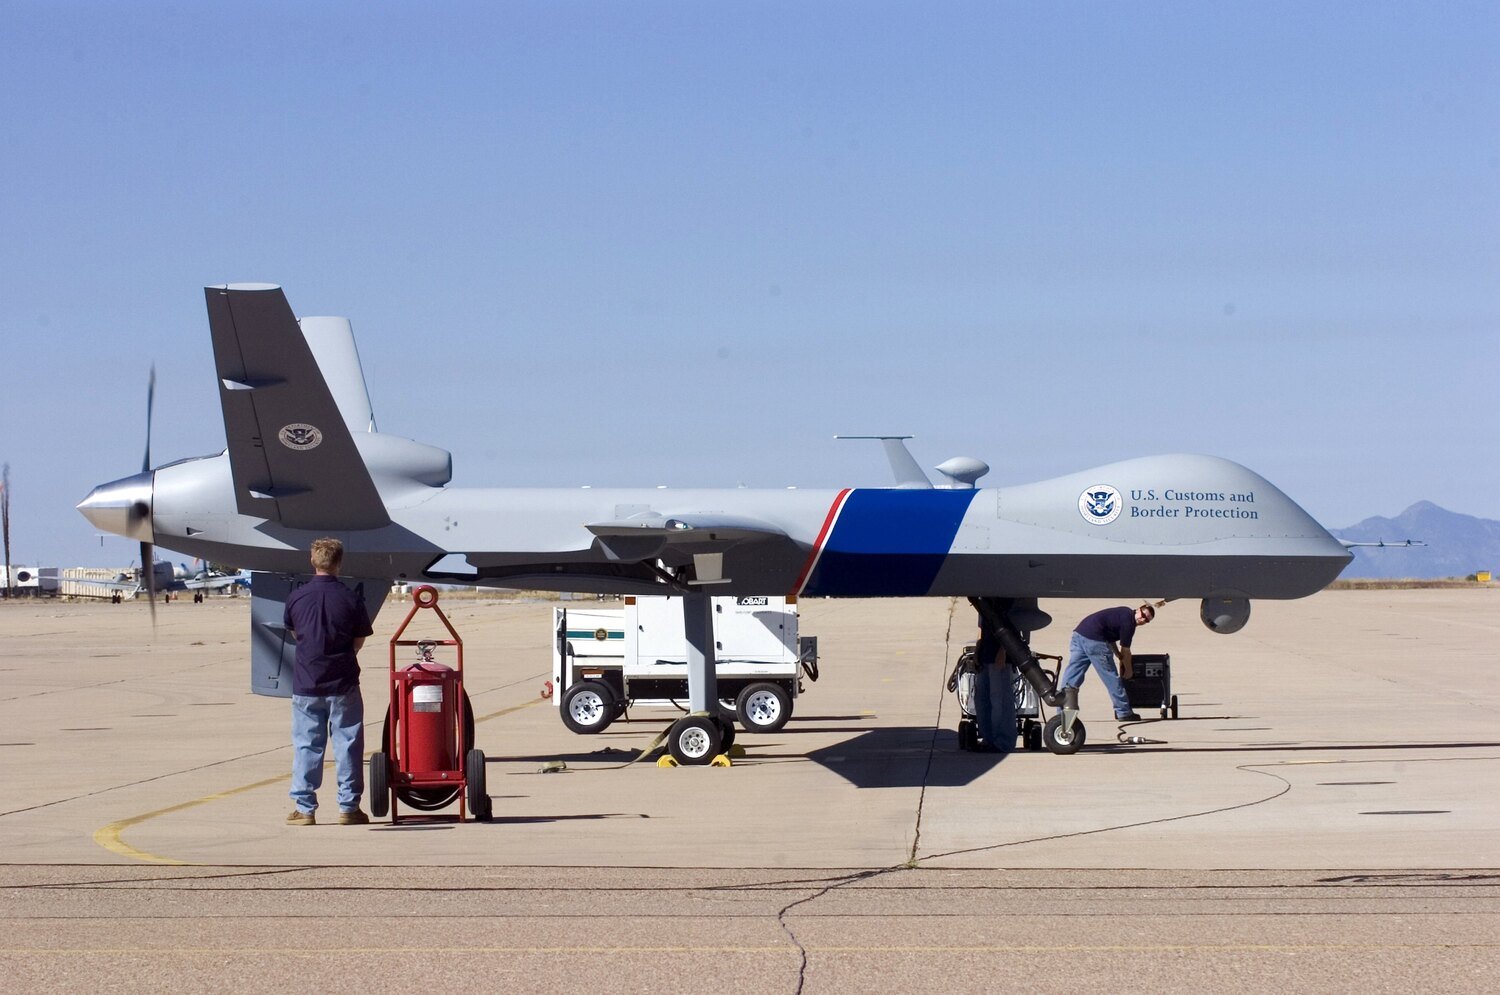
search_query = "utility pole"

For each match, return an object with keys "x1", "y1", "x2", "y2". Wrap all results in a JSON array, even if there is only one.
[{"x1": 1, "y1": 464, "x2": 11, "y2": 600}]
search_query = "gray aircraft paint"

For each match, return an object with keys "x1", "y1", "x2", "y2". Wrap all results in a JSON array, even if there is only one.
[{"x1": 79, "y1": 285, "x2": 1352, "y2": 694}]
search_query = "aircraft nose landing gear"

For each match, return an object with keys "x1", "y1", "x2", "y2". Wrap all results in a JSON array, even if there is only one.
[
  {"x1": 1042, "y1": 686, "x2": 1086, "y2": 754},
  {"x1": 661, "y1": 591, "x2": 737, "y2": 767},
  {"x1": 970, "y1": 597, "x2": 1089, "y2": 756}
]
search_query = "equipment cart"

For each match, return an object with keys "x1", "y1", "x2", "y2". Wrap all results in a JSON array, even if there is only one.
[
  {"x1": 553, "y1": 595, "x2": 818, "y2": 735},
  {"x1": 1122, "y1": 652, "x2": 1178, "y2": 719},
  {"x1": 948, "y1": 644, "x2": 1054, "y2": 752}
]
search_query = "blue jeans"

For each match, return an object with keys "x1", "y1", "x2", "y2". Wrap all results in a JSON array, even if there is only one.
[
  {"x1": 973, "y1": 662, "x2": 1016, "y2": 753},
  {"x1": 291, "y1": 690, "x2": 365, "y2": 813},
  {"x1": 1062, "y1": 632, "x2": 1134, "y2": 718}
]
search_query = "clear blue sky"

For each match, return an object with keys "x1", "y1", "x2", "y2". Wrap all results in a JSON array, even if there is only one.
[{"x1": 2, "y1": 1, "x2": 1496, "y2": 568}]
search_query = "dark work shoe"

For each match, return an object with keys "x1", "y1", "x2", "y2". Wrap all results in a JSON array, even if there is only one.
[
  {"x1": 338, "y1": 809, "x2": 370, "y2": 826},
  {"x1": 285, "y1": 809, "x2": 315, "y2": 826},
  {"x1": 1116, "y1": 711, "x2": 1142, "y2": 721}
]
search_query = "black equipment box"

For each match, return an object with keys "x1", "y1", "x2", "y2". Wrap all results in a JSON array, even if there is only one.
[{"x1": 1122, "y1": 653, "x2": 1178, "y2": 719}]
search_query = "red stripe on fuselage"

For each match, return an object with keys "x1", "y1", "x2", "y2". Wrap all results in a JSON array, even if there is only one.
[{"x1": 790, "y1": 488, "x2": 853, "y2": 596}]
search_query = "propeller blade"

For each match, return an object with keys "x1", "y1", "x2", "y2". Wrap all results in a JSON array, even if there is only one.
[
  {"x1": 142, "y1": 365, "x2": 156, "y2": 473},
  {"x1": 141, "y1": 540, "x2": 157, "y2": 627}
]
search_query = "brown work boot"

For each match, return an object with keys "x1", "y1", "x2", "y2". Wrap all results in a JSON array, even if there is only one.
[
  {"x1": 338, "y1": 809, "x2": 370, "y2": 826},
  {"x1": 285, "y1": 809, "x2": 315, "y2": 826}
]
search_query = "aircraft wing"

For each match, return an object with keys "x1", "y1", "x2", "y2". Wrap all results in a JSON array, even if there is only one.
[
  {"x1": 585, "y1": 514, "x2": 788, "y2": 562},
  {"x1": 74, "y1": 577, "x2": 143, "y2": 595},
  {"x1": 205, "y1": 284, "x2": 390, "y2": 530},
  {"x1": 179, "y1": 574, "x2": 244, "y2": 592}
]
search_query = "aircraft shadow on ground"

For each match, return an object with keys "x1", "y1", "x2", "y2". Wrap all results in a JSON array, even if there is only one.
[
  {"x1": 486, "y1": 728, "x2": 1006, "y2": 786},
  {"x1": 800, "y1": 727, "x2": 1010, "y2": 788}
]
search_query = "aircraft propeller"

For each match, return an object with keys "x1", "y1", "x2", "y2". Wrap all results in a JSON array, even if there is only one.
[{"x1": 141, "y1": 366, "x2": 157, "y2": 625}]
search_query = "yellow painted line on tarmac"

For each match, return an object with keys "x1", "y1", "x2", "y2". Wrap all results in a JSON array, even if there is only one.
[
  {"x1": 94, "y1": 695, "x2": 544, "y2": 864},
  {"x1": 475, "y1": 695, "x2": 546, "y2": 724},
  {"x1": 92, "y1": 773, "x2": 290, "y2": 865}
]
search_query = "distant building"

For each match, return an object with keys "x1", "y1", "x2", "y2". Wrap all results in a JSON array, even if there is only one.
[{"x1": 1, "y1": 565, "x2": 50, "y2": 596}]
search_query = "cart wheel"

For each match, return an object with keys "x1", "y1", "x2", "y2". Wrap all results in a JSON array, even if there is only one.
[
  {"x1": 958, "y1": 719, "x2": 976, "y2": 751},
  {"x1": 465, "y1": 748, "x2": 489, "y2": 821},
  {"x1": 1025, "y1": 721, "x2": 1043, "y2": 752},
  {"x1": 368, "y1": 752, "x2": 389, "y2": 818},
  {"x1": 736, "y1": 682, "x2": 792, "y2": 732},
  {"x1": 1170, "y1": 694, "x2": 1179, "y2": 719},
  {"x1": 667, "y1": 715, "x2": 722, "y2": 766},
  {"x1": 560, "y1": 680, "x2": 617, "y2": 734},
  {"x1": 1042, "y1": 715, "x2": 1086, "y2": 755}
]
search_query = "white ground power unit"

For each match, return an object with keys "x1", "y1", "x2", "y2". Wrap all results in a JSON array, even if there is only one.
[{"x1": 552, "y1": 595, "x2": 818, "y2": 734}]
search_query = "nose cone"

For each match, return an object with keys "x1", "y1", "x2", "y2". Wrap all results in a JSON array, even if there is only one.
[{"x1": 77, "y1": 471, "x2": 154, "y2": 542}]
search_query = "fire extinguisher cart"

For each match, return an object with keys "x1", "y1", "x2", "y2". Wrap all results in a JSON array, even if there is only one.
[{"x1": 368, "y1": 585, "x2": 490, "y2": 824}]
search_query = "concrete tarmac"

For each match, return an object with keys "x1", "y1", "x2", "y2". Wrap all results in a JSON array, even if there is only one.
[{"x1": 1, "y1": 589, "x2": 1497, "y2": 991}]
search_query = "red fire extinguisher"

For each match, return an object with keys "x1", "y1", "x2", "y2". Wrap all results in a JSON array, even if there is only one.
[
  {"x1": 368, "y1": 586, "x2": 489, "y2": 824},
  {"x1": 400, "y1": 644, "x2": 459, "y2": 775}
]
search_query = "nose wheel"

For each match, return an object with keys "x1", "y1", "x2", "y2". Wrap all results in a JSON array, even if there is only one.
[{"x1": 1042, "y1": 714, "x2": 1086, "y2": 755}]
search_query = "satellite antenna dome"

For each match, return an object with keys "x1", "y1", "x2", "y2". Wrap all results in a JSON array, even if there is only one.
[{"x1": 933, "y1": 456, "x2": 990, "y2": 488}]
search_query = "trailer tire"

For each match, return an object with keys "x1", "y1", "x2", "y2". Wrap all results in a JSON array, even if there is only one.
[
  {"x1": 736, "y1": 682, "x2": 792, "y2": 733},
  {"x1": 561, "y1": 680, "x2": 617, "y2": 734},
  {"x1": 369, "y1": 752, "x2": 389, "y2": 818},
  {"x1": 1042, "y1": 715, "x2": 1086, "y2": 755},
  {"x1": 668, "y1": 715, "x2": 722, "y2": 765}
]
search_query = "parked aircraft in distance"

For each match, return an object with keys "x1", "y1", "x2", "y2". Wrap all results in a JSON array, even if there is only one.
[
  {"x1": 88, "y1": 558, "x2": 247, "y2": 603},
  {"x1": 78, "y1": 284, "x2": 1352, "y2": 762}
]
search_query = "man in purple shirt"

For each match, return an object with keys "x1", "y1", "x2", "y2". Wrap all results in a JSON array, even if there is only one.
[
  {"x1": 282, "y1": 538, "x2": 374, "y2": 826},
  {"x1": 1060, "y1": 604, "x2": 1155, "y2": 721}
]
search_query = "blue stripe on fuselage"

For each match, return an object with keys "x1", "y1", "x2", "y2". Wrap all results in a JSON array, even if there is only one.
[{"x1": 803, "y1": 489, "x2": 979, "y2": 597}]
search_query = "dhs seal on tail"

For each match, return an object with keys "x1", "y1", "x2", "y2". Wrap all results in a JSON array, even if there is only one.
[{"x1": 278, "y1": 423, "x2": 323, "y2": 451}]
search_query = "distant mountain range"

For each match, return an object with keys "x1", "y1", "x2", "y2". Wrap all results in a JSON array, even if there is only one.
[{"x1": 1331, "y1": 501, "x2": 1500, "y2": 579}]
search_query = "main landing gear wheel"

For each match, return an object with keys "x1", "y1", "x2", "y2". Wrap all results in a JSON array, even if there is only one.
[
  {"x1": 465, "y1": 748, "x2": 490, "y2": 821},
  {"x1": 368, "y1": 752, "x2": 390, "y2": 818},
  {"x1": 736, "y1": 682, "x2": 792, "y2": 732},
  {"x1": 560, "y1": 680, "x2": 617, "y2": 734},
  {"x1": 667, "y1": 715, "x2": 723, "y2": 766},
  {"x1": 1042, "y1": 715, "x2": 1086, "y2": 755}
]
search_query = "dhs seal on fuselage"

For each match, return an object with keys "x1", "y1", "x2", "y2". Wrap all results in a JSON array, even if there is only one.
[{"x1": 1078, "y1": 484, "x2": 1122, "y2": 525}]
